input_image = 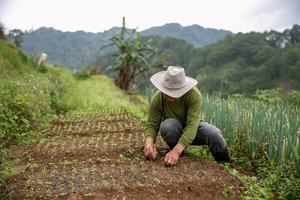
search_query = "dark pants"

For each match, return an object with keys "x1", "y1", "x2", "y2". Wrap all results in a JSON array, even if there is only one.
[{"x1": 160, "y1": 118, "x2": 231, "y2": 163}]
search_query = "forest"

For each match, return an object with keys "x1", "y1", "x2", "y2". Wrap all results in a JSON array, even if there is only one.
[{"x1": 96, "y1": 24, "x2": 300, "y2": 97}]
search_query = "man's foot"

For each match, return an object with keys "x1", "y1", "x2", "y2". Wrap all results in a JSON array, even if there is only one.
[
  {"x1": 212, "y1": 148, "x2": 231, "y2": 163},
  {"x1": 224, "y1": 162, "x2": 240, "y2": 176}
]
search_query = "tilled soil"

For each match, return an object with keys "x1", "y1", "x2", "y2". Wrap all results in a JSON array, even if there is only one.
[{"x1": 5, "y1": 110, "x2": 244, "y2": 199}]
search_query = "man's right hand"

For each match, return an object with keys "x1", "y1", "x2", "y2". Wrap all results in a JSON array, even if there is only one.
[{"x1": 143, "y1": 138, "x2": 157, "y2": 160}]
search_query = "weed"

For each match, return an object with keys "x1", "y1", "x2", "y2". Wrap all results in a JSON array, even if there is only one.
[{"x1": 222, "y1": 185, "x2": 233, "y2": 198}]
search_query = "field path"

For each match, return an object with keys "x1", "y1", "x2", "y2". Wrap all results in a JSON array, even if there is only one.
[{"x1": 7, "y1": 110, "x2": 243, "y2": 199}]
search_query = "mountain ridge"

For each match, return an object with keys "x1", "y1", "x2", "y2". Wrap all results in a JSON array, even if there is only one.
[{"x1": 21, "y1": 23, "x2": 233, "y2": 69}]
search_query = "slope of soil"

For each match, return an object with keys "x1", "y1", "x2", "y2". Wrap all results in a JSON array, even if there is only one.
[{"x1": 5, "y1": 110, "x2": 244, "y2": 199}]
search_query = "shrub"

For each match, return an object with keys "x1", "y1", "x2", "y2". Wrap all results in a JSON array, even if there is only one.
[
  {"x1": 73, "y1": 67, "x2": 91, "y2": 80},
  {"x1": 254, "y1": 88, "x2": 300, "y2": 106},
  {"x1": 45, "y1": 66, "x2": 76, "y2": 114},
  {"x1": 0, "y1": 67, "x2": 75, "y2": 148},
  {"x1": 0, "y1": 76, "x2": 54, "y2": 148}
]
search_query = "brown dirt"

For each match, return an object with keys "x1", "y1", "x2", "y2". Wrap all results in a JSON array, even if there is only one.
[{"x1": 5, "y1": 110, "x2": 244, "y2": 199}]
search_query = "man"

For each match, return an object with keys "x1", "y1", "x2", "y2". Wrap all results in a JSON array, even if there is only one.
[{"x1": 143, "y1": 66, "x2": 231, "y2": 167}]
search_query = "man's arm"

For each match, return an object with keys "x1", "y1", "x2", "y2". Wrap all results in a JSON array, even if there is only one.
[
  {"x1": 144, "y1": 92, "x2": 161, "y2": 159},
  {"x1": 144, "y1": 92, "x2": 162, "y2": 143}
]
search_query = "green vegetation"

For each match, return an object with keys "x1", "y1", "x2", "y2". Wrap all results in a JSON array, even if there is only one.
[
  {"x1": 254, "y1": 88, "x2": 300, "y2": 106},
  {"x1": 201, "y1": 93, "x2": 300, "y2": 199},
  {"x1": 202, "y1": 93, "x2": 300, "y2": 167},
  {"x1": 7, "y1": 29, "x2": 24, "y2": 47},
  {"x1": 68, "y1": 75, "x2": 147, "y2": 118},
  {"x1": 192, "y1": 27, "x2": 300, "y2": 96},
  {"x1": 0, "y1": 41, "x2": 36, "y2": 77},
  {"x1": 0, "y1": 23, "x2": 5, "y2": 40},
  {"x1": 0, "y1": 40, "x2": 147, "y2": 180},
  {"x1": 0, "y1": 43, "x2": 77, "y2": 149}
]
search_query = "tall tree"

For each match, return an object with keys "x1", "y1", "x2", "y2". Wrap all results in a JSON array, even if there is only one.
[
  {"x1": 0, "y1": 23, "x2": 5, "y2": 40},
  {"x1": 8, "y1": 29, "x2": 24, "y2": 47},
  {"x1": 287, "y1": 24, "x2": 300, "y2": 45}
]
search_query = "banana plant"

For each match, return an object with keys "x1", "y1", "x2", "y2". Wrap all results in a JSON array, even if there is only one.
[{"x1": 100, "y1": 17, "x2": 166, "y2": 92}]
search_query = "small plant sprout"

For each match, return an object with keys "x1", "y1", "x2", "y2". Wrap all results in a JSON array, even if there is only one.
[{"x1": 222, "y1": 185, "x2": 233, "y2": 198}]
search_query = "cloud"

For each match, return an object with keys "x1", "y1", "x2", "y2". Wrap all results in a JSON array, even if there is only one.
[
  {"x1": 1, "y1": 0, "x2": 298, "y2": 33},
  {"x1": 0, "y1": 0, "x2": 9, "y2": 20},
  {"x1": 249, "y1": 0, "x2": 300, "y2": 31}
]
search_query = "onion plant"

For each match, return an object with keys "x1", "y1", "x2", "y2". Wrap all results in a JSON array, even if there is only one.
[{"x1": 201, "y1": 93, "x2": 300, "y2": 175}]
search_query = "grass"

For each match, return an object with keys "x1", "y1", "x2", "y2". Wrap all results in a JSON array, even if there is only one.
[
  {"x1": 69, "y1": 75, "x2": 148, "y2": 118},
  {"x1": 0, "y1": 41, "x2": 36, "y2": 78}
]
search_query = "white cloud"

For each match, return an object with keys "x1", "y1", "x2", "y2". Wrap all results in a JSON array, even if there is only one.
[{"x1": 1, "y1": 0, "x2": 299, "y2": 33}]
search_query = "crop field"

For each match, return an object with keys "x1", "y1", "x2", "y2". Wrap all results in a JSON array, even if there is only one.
[{"x1": 5, "y1": 110, "x2": 243, "y2": 199}]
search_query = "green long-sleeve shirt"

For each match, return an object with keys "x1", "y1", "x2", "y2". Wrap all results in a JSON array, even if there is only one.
[{"x1": 145, "y1": 87, "x2": 202, "y2": 149}]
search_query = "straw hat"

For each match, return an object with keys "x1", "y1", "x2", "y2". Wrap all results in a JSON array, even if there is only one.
[{"x1": 150, "y1": 66, "x2": 198, "y2": 98}]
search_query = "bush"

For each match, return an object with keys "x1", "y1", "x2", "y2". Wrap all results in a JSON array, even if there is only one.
[
  {"x1": 0, "y1": 76, "x2": 53, "y2": 148},
  {"x1": 73, "y1": 67, "x2": 91, "y2": 80},
  {"x1": 255, "y1": 160, "x2": 300, "y2": 199},
  {"x1": 45, "y1": 66, "x2": 76, "y2": 114},
  {"x1": 254, "y1": 88, "x2": 300, "y2": 106},
  {"x1": 0, "y1": 41, "x2": 36, "y2": 77},
  {"x1": 0, "y1": 23, "x2": 5, "y2": 40},
  {"x1": 0, "y1": 67, "x2": 75, "y2": 148}
]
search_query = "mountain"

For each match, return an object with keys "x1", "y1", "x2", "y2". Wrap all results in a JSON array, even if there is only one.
[
  {"x1": 20, "y1": 24, "x2": 233, "y2": 69},
  {"x1": 21, "y1": 27, "x2": 107, "y2": 69},
  {"x1": 141, "y1": 23, "x2": 233, "y2": 47}
]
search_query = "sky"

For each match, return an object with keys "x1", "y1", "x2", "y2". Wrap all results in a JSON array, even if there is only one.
[{"x1": 0, "y1": 0, "x2": 299, "y2": 34}]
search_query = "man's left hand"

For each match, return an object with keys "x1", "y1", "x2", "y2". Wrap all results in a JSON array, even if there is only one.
[{"x1": 164, "y1": 144, "x2": 184, "y2": 167}]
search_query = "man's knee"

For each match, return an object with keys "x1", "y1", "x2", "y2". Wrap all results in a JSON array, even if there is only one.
[
  {"x1": 200, "y1": 122, "x2": 227, "y2": 152},
  {"x1": 160, "y1": 118, "x2": 182, "y2": 135},
  {"x1": 160, "y1": 118, "x2": 183, "y2": 147}
]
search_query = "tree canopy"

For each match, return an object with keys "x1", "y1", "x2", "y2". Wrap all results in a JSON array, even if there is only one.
[{"x1": 97, "y1": 24, "x2": 300, "y2": 96}]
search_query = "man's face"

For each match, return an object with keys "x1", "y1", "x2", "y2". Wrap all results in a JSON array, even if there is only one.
[{"x1": 164, "y1": 94, "x2": 179, "y2": 102}]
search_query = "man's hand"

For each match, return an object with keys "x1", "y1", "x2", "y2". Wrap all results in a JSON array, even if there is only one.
[
  {"x1": 143, "y1": 138, "x2": 157, "y2": 160},
  {"x1": 164, "y1": 144, "x2": 184, "y2": 167}
]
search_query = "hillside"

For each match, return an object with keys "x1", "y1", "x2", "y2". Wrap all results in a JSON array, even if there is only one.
[
  {"x1": 20, "y1": 24, "x2": 233, "y2": 69},
  {"x1": 0, "y1": 41, "x2": 36, "y2": 78}
]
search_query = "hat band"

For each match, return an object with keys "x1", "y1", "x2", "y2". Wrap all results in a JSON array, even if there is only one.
[{"x1": 160, "y1": 78, "x2": 186, "y2": 89}]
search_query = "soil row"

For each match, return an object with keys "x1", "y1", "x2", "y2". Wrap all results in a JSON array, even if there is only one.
[{"x1": 6, "y1": 111, "x2": 243, "y2": 199}]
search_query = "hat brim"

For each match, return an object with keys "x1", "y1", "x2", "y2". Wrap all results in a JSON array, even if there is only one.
[{"x1": 150, "y1": 71, "x2": 198, "y2": 98}]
